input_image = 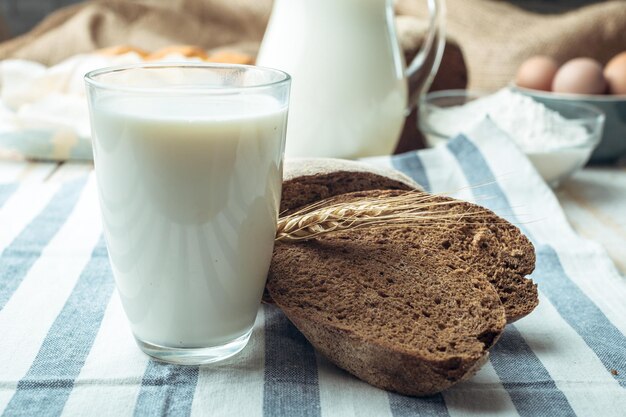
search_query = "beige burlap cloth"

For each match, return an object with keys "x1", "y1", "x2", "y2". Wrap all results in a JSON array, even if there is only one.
[
  {"x1": 1, "y1": 0, "x2": 624, "y2": 90},
  {"x1": 0, "y1": 0, "x2": 624, "y2": 151},
  {"x1": 397, "y1": 0, "x2": 626, "y2": 91},
  {"x1": 0, "y1": 0, "x2": 270, "y2": 64}
]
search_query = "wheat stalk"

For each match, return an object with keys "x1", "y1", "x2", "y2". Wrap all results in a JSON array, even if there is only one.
[{"x1": 275, "y1": 191, "x2": 494, "y2": 242}]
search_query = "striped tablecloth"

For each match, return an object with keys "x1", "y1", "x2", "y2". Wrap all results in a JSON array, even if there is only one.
[{"x1": 0, "y1": 119, "x2": 624, "y2": 416}]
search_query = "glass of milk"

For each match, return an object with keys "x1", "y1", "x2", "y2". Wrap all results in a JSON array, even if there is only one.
[{"x1": 85, "y1": 63, "x2": 290, "y2": 365}]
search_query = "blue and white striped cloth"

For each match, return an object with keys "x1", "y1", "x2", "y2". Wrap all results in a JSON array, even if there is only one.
[{"x1": 0, "y1": 119, "x2": 624, "y2": 416}]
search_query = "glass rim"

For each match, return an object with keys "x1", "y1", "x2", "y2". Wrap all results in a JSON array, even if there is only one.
[{"x1": 84, "y1": 62, "x2": 291, "y2": 94}]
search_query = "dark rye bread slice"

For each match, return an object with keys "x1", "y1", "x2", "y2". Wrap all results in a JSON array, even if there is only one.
[
  {"x1": 268, "y1": 200, "x2": 508, "y2": 396},
  {"x1": 277, "y1": 162, "x2": 538, "y2": 322},
  {"x1": 281, "y1": 158, "x2": 422, "y2": 213},
  {"x1": 383, "y1": 192, "x2": 538, "y2": 323},
  {"x1": 268, "y1": 190, "x2": 537, "y2": 395}
]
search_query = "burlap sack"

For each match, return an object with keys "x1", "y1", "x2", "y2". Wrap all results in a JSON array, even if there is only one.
[
  {"x1": 0, "y1": 0, "x2": 270, "y2": 63},
  {"x1": 397, "y1": 0, "x2": 626, "y2": 90}
]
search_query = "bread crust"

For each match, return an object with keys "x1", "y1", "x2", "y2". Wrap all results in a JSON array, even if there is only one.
[
  {"x1": 283, "y1": 158, "x2": 423, "y2": 188},
  {"x1": 146, "y1": 45, "x2": 209, "y2": 60},
  {"x1": 286, "y1": 312, "x2": 492, "y2": 396},
  {"x1": 281, "y1": 158, "x2": 422, "y2": 214}
]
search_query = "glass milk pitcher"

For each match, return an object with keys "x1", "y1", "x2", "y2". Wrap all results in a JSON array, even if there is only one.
[{"x1": 257, "y1": 0, "x2": 445, "y2": 158}]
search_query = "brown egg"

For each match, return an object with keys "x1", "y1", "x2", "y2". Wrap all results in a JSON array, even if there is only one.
[
  {"x1": 515, "y1": 56, "x2": 559, "y2": 91},
  {"x1": 604, "y1": 52, "x2": 626, "y2": 95},
  {"x1": 552, "y1": 58, "x2": 607, "y2": 95}
]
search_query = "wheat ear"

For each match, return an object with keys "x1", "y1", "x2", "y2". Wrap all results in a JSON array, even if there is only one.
[{"x1": 275, "y1": 191, "x2": 493, "y2": 242}]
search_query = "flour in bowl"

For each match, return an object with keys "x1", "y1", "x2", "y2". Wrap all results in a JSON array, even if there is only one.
[{"x1": 424, "y1": 88, "x2": 590, "y2": 152}]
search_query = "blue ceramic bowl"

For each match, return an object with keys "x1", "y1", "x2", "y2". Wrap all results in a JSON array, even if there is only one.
[{"x1": 512, "y1": 86, "x2": 626, "y2": 163}]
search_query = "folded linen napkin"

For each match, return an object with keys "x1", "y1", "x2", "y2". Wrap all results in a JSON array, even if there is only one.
[{"x1": 0, "y1": 119, "x2": 623, "y2": 416}]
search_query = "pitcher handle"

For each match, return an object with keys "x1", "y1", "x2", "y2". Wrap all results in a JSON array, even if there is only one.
[{"x1": 405, "y1": 0, "x2": 446, "y2": 112}]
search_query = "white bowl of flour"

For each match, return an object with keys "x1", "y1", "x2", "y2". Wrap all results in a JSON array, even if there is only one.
[{"x1": 419, "y1": 89, "x2": 605, "y2": 187}]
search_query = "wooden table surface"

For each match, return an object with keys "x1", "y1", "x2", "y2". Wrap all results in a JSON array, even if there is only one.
[
  {"x1": 557, "y1": 165, "x2": 626, "y2": 277},
  {"x1": 1, "y1": 160, "x2": 625, "y2": 278}
]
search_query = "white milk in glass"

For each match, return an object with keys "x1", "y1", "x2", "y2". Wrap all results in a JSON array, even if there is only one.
[{"x1": 91, "y1": 95, "x2": 287, "y2": 348}]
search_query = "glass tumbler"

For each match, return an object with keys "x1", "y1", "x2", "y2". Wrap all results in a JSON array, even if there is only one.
[{"x1": 85, "y1": 63, "x2": 290, "y2": 364}]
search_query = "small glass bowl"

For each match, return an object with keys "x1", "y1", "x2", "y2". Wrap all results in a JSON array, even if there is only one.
[
  {"x1": 418, "y1": 89, "x2": 606, "y2": 187},
  {"x1": 512, "y1": 85, "x2": 626, "y2": 163}
]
